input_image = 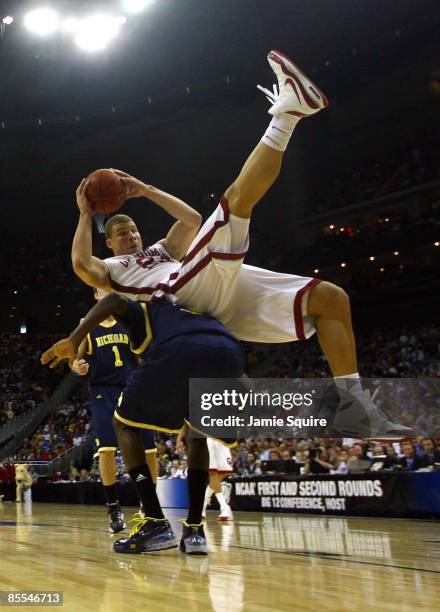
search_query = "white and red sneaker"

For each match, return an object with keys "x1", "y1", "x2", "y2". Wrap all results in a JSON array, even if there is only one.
[
  {"x1": 218, "y1": 506, "x2": 233, "y2": 522},
  {"x1": 258, "y1": 49, "x2": 329, "y2": 117}
]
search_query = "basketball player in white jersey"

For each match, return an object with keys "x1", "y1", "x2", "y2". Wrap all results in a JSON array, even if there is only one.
[
  {"x1": 204, "y1": 438, "x2": 234, "y2": 522},
  {"x1": 71, "y1": 50, "x2": 414, "y2": 440}
]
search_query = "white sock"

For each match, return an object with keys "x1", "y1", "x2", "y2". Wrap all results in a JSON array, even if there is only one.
[
  {"x1": 261, "y1": 113, "x2": 300, "y2": 151},
  {"x1": 334, "y1": 373, "x2": 363, "y2": 397},
  {"x1": 215, "y1": 492, "x2": 228, "y2": 513}
]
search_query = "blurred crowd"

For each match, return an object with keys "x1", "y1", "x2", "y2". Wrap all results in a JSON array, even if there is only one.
[
  {"x1": 229, "y1": 436, "x2": 440, "y2": 477},
  {"x1": 0, "y1": 333, "x2": 67, "y2": 427},
  {"x1": 308, "y1": 137, "x2": 439, "y2": 216},
  {"x1": 256, "y1": 322, "x2": 440, "y2": 379},
  {"x1": 0, "y1": 317, "x2": 439, "y2": 482},
  {"x1": 1, "y1": 241, "x2": 84, "y2": 295},
  {"x1": 17, "y1": 384, "x2": 90, "y2": 463}
]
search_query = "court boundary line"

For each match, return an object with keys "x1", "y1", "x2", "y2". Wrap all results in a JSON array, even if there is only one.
[{"x1": 228, "y1": 544, "x2": 440, "y2": 574}]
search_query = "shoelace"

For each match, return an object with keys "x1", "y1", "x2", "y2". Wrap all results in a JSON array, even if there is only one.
[
  {"x1": 178, "y1": 519, "x2": 203, "y2": 531},
  {"x1": 256, "y1": 83, "x2": 279, "y2": 105},
  {"x1": 366, "y1": 387, "x2": 394, "y2": 422},
  {"x1": 128, "y1": 513, "x2": 167, "y2": 537}
]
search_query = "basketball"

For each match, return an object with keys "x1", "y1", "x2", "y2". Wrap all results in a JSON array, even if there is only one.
[{"x1": 86, "y1": 168, "x2": 128, "y2": 213}]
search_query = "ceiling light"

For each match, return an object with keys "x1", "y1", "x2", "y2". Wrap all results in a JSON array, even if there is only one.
[
  {"x1": 122, "y1": 0, "x2": 155, "y2": 14},
  {"x1": 24, "y1": 8, "x2": 59, "y2": 37},
  {"x1": 75, "y1": 14, "x2": 122, "y2": 52}
]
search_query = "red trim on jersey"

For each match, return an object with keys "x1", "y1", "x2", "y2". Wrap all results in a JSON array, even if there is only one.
[
  {"x1": 293, "y1": 278, "x2": 321, "y2": 341},
  {"x1": 210, "y1": 250, "x2": 247, "y2": 260},
  {"x1": 108, "y1": 196, "x2": 247, "y2": 296},
  {"x1": 209, "y1": 469, "x2": 233, "y2": 473},
  {"x1": 180, "y1": 196, "x2": 230, "y2": 267}
]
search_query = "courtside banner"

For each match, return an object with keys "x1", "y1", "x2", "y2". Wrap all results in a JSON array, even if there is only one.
[
  {"x1": 188, "y1": 378, "x2": 440, "y2": 439},
  {"x1": 230, "y1": 473, "x2": 440, "y2": 519}
]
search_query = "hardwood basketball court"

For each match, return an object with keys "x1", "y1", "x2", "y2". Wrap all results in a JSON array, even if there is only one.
[{"x1": 0, "y1": 502, "x2": 439, "y2": 611}]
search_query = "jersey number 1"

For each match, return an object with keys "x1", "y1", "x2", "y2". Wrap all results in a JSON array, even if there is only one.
[{"x1": 112, "y1": 346, "x2": 123, "y2": 368}]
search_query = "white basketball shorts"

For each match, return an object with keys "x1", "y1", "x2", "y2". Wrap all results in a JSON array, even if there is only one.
[
  {"x1": 208, "y1": 437, "x2": 234, "y2": 473},
  {"x1": 165, "y1": 197, "x2": 321, "y2": 343}
]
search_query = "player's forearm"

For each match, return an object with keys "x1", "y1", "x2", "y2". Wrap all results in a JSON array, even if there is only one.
[
  {"x1": 141, "y1": 185, "x2": 201, "y2": 227},
  {"x1": 72, "y1": 212, "x2": 94, "y2": 271},
  {"x1": 176, "y1": 424, "x2": 189, "y2": 445},
  {"x1": 69, "y1": 294, "x2": 129, "y2": 347}
]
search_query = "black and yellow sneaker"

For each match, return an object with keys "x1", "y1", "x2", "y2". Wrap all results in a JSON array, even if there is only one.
[
  {"x1": 107, "y1": 502, "x2": 126, "y2": 534},
  {"x1": 179, "y1": 520, "x2": 208, "y2": 555},
  {"x1": 113, "y1": 513, "x2": 177, "y2": 554}
]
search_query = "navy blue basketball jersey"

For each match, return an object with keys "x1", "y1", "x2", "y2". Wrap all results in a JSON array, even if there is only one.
[
  {"x1": 85, "y1": 319, "x2": 138, "y2": 386},
  {"x1": 116, "y1": 299, "x2": 238, "y2": 357}
]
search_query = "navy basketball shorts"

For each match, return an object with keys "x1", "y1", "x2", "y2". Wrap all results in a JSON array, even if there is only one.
[
  {"x1": 115, "y1": 334, "x2": 244, "y2": 441},
  {"x1": 91, "y1": 385, "x2": 156, "y2": 455}
]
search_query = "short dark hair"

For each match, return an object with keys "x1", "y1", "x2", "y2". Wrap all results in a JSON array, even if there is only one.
[
  {"x1": 421, "y1": 437, "x2": 437, "y2": 447},
  {"x1": 104, "y1": 214, "x2": 134, "y2": 239}
]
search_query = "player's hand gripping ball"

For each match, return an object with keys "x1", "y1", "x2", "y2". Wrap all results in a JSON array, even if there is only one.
[{"x1": 86, "y1": 168, "x2": 128, "y2": 213}]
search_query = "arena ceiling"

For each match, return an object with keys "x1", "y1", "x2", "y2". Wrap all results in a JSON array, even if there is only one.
[{"x1": 0, "y1": 0, "x2": 439, "y2": 122}]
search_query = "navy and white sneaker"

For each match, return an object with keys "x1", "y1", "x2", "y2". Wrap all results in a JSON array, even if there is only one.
[
  {"x1": 114, "y1": 514, "x2": 177, "y2": 554},
  {"x1": 107, "y1": 502, "x2": 126, "y2": 534},
  {"x1": 179, "y1": 521, "x2": 208, "y2": 555}
]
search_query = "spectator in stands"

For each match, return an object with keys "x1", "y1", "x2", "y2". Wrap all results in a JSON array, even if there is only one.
[
  {"x1": 334, "y1": 449, "x2": 350, "y2": 474},
  {"x1": 169, "y1": 459, "x2": 181, "y2": 478},
  {"x1": 419, "y1": 438, "x2": 440, "y2": 466},
  {"x1": 398, "y1": 442, "x2": 430, "y2": 470},
  {"x1": 369, "y1": 444, "x2": 399, "y2": 471},
  {"x1": 347, "y1": 443, "x2": 372, "y2": 473},
  {"x1": 293, "y1": 448, "x2": 307, "y2": 464},
  {"x1": 303, "y1": 447, "x2": 333, "y2": 475},
  {"x1": 174, "y1": 459, "x2": 188, "y2": 479},
  {"x1": 243, "y1": 452, "x2": 263, "y2": 476},
  {"x1": 69, "y1": 461, "x2": 80, "y2": 482}
]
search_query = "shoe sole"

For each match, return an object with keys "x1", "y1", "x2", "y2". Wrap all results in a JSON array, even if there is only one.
[
  {"x1": 329, "y1": 427, "x2": 416, "y2": 441},
  {"x1": 179, "y1": 542, "x2": 208, "y2": 555},
  {"x1": 142, "y1": 540, "x2": 178, "y2": 553},
  {"x1": 268, "y1": 49, "x2": 329, "y2": 110},
  {"x1": 114, "y1": 540, "x2": 178, "y2": 554},
  {"x1": 109, "y1": 523, "x2": 126, "y2": 534}
]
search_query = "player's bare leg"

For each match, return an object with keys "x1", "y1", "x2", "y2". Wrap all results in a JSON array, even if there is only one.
[
  {"x1": 203, "y1": 472, "x2": 233, "y2": 522},
  {"x1": 112, "y1": 418, "x2": 177, "y2": 553},
  {"x1": 99, "y1": 450, "x2": 126, "y2": 534},
  {"x1": 225, "y1": 143, "x2": 283, "y2": 219},
  {"x1": 225, "y1": 50, "x2": 328, "y2": 219},
  {"x1": 307, "y1": 281, "x2": 415, "y2": 438},
  {"x1": 228, "y1": 51, "x2": 413, "y2": 440},
  {"x1": 307, "y1": 282, "x2": 357, "y2": 377},
  {"x1": 145, "y1": 450, "x2": 157, "y2": 485}
]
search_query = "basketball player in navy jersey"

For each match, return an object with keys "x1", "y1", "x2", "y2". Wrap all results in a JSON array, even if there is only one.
[
  {"x1": 70, "y1": 289, "x2": 157, "y2": 533},
  {"x1": 42, "y1": 293, "x2": 246, "y2": 555}
]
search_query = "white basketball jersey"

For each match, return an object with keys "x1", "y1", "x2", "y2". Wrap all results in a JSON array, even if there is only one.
[{"x1": 104, "y1": 243, "x2": 180, "y2": 300}]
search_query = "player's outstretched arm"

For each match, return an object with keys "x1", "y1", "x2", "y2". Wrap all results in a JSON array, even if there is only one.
[
  {"x1": 71, "y1": 178, "x2": 111, "y2": 290},
  {"x1": 68, "y1": 337, "x2": 89, "y2": 376},
  {"x1": 41, "y1": 294, "x2": 130, "y2": 369},
  {"x1": 111, "y1": 169, "x2": 202, "y2": 260}
]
